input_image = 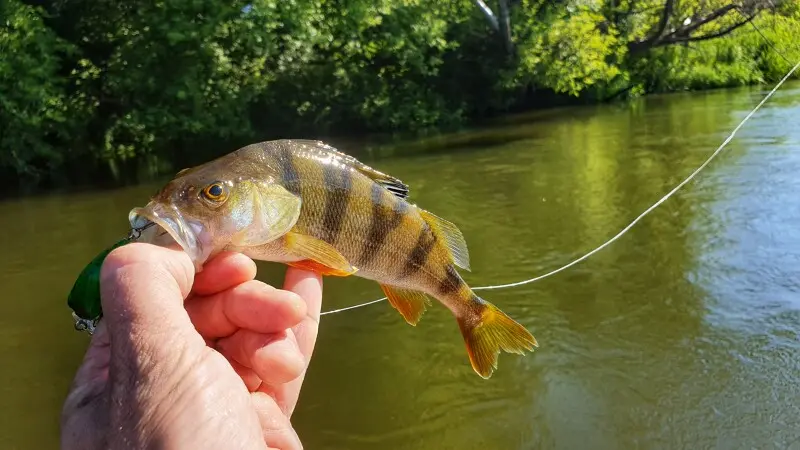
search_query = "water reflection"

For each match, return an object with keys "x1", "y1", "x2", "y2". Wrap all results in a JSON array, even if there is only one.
[{"x1": 2, "y1": 82, "x2": 800, "y2": 448}]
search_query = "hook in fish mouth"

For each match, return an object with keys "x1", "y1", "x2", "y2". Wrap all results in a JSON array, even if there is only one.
[
  {"x1": 127, "y1": 221, "x2": 156, "y2": 240},
  {"x1": 128, "y1": 202, "x2": 204, "y2": 268}
]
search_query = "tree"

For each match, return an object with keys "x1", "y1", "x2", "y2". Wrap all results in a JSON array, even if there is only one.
[
  {"x1": 0, "y1": 0, "x2": 86, "y2": 179},
  {"x1": 472, "y1": 0, "x2": 514, "y2": 55},
  {"x1": 3, "y1": 0, "x2": 799, "y2": 186},
  {"x1": 626, "y1": 0, "x2": 783, "y2": 54}
]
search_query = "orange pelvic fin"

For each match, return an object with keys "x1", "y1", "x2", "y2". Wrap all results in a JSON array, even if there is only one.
[
  {"x1": 287, "y1": 259, "x2": 356, "y2": 277},
  {"x1": 284, "y1": 232, "x2": 358, "y2": 276},
  {"x1": 379, "y1": 284, "x2": 431, "y2": 326},
  {"x1": 457, "y1": 295, "x2": 537, "y2": 379}
]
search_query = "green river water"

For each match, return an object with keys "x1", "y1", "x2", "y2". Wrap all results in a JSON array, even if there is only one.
[{"x1": 2, "y1": 82, "x2": 800, "y2": 449}]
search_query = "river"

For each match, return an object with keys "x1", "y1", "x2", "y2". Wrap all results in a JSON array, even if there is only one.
[{"x1": 2, "y1": 82, "x2": 800, "y2": 449}]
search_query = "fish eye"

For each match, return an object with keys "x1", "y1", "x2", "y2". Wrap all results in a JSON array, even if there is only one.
[{"x1": 202, "y1": 182, "x2": 226, "y2": 201}]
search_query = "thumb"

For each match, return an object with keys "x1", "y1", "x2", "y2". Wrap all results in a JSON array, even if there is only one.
[{"x1": 99, "y1": 242, "x2": 202, "y2": 356}]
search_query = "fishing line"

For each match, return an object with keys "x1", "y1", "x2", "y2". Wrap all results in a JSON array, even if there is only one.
[
  {"x1": 736, "y1": 7, "x2": 794, "y2": 65},
  {"x1": 320, "y1": 59, "x2": 800, "y2": 317}
]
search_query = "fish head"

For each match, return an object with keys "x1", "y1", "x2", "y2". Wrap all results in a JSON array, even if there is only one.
[{"x1": 129, "y1": 161, "x2": 302, "y2": 271}]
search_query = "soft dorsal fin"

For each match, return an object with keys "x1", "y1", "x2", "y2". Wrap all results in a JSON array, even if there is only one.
[
  {"x1": 296, "y1": 140, "x2": 411, "y2": 200},
  {"x1": 418, "y1": 209, "x2": 470, "y2": 271}
]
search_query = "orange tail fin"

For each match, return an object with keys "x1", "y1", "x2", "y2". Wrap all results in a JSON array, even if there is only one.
[{"x1": 457, "y1": 295, "x2": 537, "y2": 378}]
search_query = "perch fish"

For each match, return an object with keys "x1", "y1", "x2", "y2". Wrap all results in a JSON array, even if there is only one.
[{"x1": 130, "y1": 139, "x2": 537, "y2": 378}]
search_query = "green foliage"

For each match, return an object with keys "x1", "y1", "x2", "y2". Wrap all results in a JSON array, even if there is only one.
[
  {"x1": 57, "y1": 0, "x2": 274, "y2": 162},
  {"x1": 514, "y1": 3, "x2": 627, "y2": 97},
  {"x1": 631, "y1": 13, "x2": 800, "y2": 94},
  {"x1": 2, "y1": 0, "x2": 799, "y2": 186},
  {"x1": 0, "y1": 0, "x2": 85, "y2": 178},
  {"x1": 248, "y1": 0, "x2": 471, "y2": 133}
]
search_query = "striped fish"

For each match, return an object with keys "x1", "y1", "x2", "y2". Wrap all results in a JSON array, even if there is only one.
[{"x1": 129, "y1": 139, "x2": 537, "y2": 378}]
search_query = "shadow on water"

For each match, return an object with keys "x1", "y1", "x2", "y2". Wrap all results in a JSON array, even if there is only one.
[{"x1": 2, "y1": 81, "x2": 800, "y2": 448}]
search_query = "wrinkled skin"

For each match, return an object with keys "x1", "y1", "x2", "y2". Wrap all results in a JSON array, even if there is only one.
[{"x1": 61, "y1": 243, "x2": 322, "y2": 449}]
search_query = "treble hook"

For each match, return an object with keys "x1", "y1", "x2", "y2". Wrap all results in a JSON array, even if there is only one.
[
  {"x1": 127, "y1": 221, "x2": 156, "y2": 241},
  {"x1": 69, "y1": 221, "x2": 157, "y2": 335}
]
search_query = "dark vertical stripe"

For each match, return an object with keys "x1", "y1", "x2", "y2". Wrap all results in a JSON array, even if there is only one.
[
  {"x1": 358, "y1": 183, "x2": 407, "y2": 267},
  {"x1": 276, "y1": 145, "x2": 302, "y2": 196},
  {"x1": 438, "y1": 265, "x2": 463, "y2": 295},
  {"x1": 401, "y1": 223, "x2": 437, "y2": 278},
  {"x1": 321, "y1": 163, "x2": 352, "y2": 244}
]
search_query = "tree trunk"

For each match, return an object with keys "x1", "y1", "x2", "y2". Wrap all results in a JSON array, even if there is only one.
[
  {"x1": 472, "y1": 0, "x2": 499, "y2": 31},
  {"x1": 471, "y1": 0, "x2": 514, "y2": 56},
  {"x1": 497, "y1": 0, "x2": 514, "y2": 56}
]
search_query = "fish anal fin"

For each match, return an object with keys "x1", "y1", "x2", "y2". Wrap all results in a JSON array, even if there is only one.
[
  {"x1": 298, "y1": 140, "x2": 410, "y2": 199},
  {"x1": 457, "y1": 295, "x2": 538, "y2": 379},
  {"x1": 284, "y1": 232, "x2": 358, "y2": 276},
  {"x1": 419, "y1": 209, "x2": 470, "y2": 271},
  {"x1": 287, "y1": 259, "x2": 357, "y2": 277},
  {"x1": 379, "y1": 284, "x2": 431, "y2": 326}
]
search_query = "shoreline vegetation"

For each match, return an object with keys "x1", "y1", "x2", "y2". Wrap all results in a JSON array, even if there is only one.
[{"x1": 2, "y1": 0, "x2": 799, "y2": 193}]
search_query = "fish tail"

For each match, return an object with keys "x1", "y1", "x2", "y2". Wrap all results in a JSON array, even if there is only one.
[{"x1": 457, "y1": 293, "x2": 537, "y2": 379}]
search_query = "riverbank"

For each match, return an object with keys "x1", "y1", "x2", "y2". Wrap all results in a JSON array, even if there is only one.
[{"x1": 3, "y1": 0, "x2": 799, "y2": 190}]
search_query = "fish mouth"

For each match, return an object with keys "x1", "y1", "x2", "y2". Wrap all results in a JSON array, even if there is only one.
[{"x1": 128, "y1": 202, "x2": 205, "y2": 268}]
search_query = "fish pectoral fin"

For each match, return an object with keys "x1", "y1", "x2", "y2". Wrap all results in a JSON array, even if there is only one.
[
  {"x1": 379, "y1": 284, "x2": 431, "y2": 326},
  {"x1": 231, "y1": 183, "x2": 302, "y2": 247},
  {"x1": 419, "y1": 209, "x2": 471, "y2": 271},
  {"x1": 284, "y1": 233, "x2": 357, "y2": 276}
]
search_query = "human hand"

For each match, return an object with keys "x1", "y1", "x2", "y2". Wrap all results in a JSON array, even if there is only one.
[{"x1": 61, "y1": 243, "x2": 322, "y2": 450}]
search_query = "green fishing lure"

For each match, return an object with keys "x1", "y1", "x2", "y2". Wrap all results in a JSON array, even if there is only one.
[{"x1": 67, "y1": 237, "x2": 133, "y2": 334}]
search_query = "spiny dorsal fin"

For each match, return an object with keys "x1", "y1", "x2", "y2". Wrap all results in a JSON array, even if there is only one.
[
  {"x1": 296, "y1": 139, "x2": 410, "y2": 200},
  {"x1": 373, "y1": 177, "x2": 409, "y2": 199},
  {"x1": 418, "y1": 209, "x2": 470, "y2": 271},
  {"x1": 379, "y1": 284, "x2": 431, "y2": 326}
]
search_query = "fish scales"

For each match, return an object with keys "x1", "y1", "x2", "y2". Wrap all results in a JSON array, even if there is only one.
[
  {"x1": 242, "y1": 141, "x2": 483, "y2": 335},
  {"x1": 129, "y1": 139, "x2": 537, "y2": 378},
  {"x1": 287, "y1": 146, "x2": 379, "y2": 269},
  {"x1": 283, "y1": 143, "x2": 457, "y2": 299}
]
